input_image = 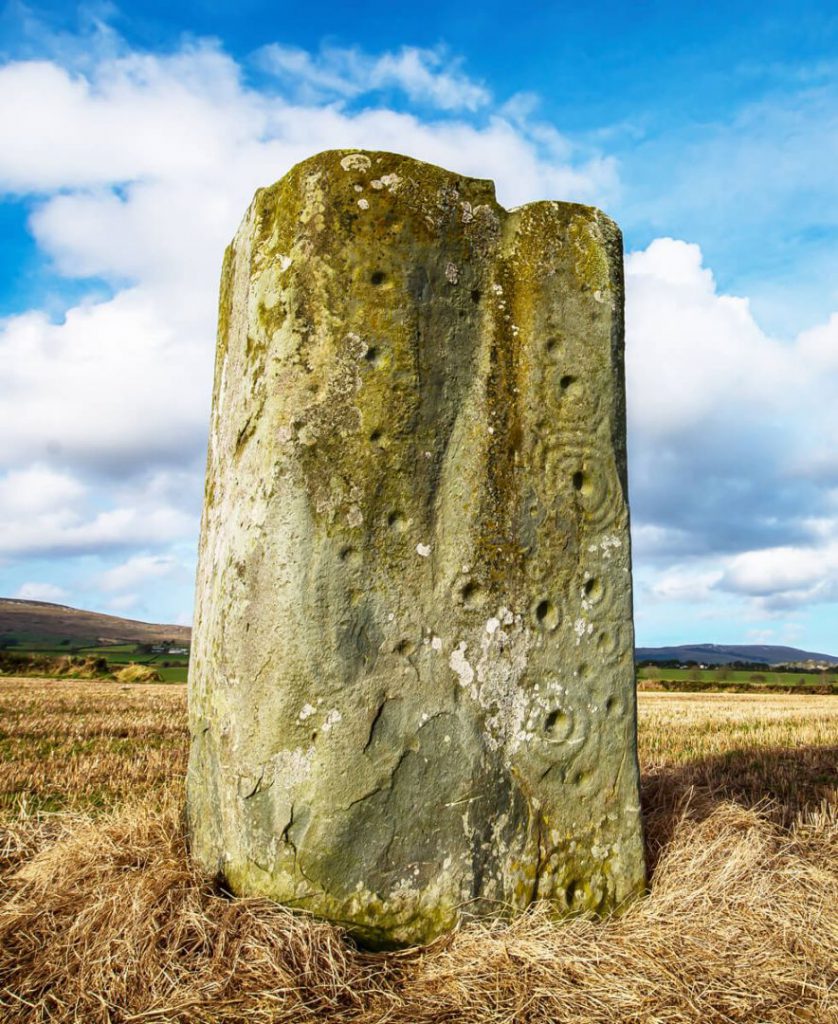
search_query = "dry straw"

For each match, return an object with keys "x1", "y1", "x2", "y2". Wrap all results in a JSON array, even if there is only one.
[{"x1": 0, "y1": 683, "x2": 836, "y2": 1023}]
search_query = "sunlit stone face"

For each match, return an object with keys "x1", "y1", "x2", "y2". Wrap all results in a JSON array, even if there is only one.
[{"x1": 187, "y1": 149, "x2": 645, "y2": 948}]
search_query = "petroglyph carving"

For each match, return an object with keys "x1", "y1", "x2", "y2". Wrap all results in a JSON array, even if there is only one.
[{"x1": 187, "y1": 151, "x2": 645, "y2": 948}]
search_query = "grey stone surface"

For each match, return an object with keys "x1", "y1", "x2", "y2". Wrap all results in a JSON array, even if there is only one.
[{"x1": 187, "y1": 149, "x2": 645, "y2": 947}]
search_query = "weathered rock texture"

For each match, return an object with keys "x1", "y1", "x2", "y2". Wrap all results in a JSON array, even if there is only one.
[{"x1": 187, "y1": 150, "x2": 645, "y2": 947}]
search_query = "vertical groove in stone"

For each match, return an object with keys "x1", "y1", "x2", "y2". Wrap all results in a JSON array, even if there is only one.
[{"x1": 187, "y1": 150, "x2": 645, "y2": 948}]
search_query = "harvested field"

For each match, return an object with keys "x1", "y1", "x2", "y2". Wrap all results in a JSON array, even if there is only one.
[{"x1": 0, "y1": 678, "x2": 836, "y2": 1023}]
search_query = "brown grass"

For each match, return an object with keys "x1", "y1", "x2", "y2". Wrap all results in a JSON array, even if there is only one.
[
  {"x1": 0, "y1": 677, "x2": 185, "y2": 821},
  {"x1": 113, "y1": 663, "x2": 164, "y2": 685},
  {"x1": 0, "y1": 679, "x2": 836, "y2": 1023}
]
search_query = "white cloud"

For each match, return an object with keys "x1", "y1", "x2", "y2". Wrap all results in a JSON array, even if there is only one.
[
  {"x1": 0, "y1": 502, "x2": 195, "y2": 558},
  {"x1": 648, "y1": 566, "x2": 724, "y2": 603},
  {"x1": 0, "y1": 48, "x2": 260, "y2": 191},
  {"x1": 719, "y1": 540, "x2": 838, "y2": 609},
  {"x1": 97, "y1": 553, "x2": 181, "y2": 592},
  {"x1": 13, "y1": 581, "x2": 69, "y2": 602},
  {"x1": 625, "y1": 238, "x2": 794, "y2": 438},
  {"x1": 257, "y1": 43, "x2": 491, "y2": 111},
  {"x1": 0, "y1": 465, "x2": 197, "y2": 558},
  {"x1": 0, "y1": 465, "x2": 85, "y2": 514},
  {"x1": 0, "y1": 291, "x2": 211, "y2": 474},
  {"x1": 626, "y1": 237, "x2": 838, "y2": 622},
  {"x1": 626, "y1": 237, "x2": 838, "y2": 552},
  {"x1": 797, "y1": 313, "x2": 838, "y2": 370}
]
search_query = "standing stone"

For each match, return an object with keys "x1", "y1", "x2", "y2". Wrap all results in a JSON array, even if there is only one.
[{"x1": 187, "y1": 150, "x2": 645, "y2": 947}]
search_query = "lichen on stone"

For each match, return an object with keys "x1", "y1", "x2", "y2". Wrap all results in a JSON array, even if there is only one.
[{"x1": 187, "y1": 149, "x2": 645, "y2": 948}]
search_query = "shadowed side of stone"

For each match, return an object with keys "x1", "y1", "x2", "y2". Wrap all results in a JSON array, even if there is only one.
[{"x1": 187, "y1": 150, "x2": 645, "y2": 948}]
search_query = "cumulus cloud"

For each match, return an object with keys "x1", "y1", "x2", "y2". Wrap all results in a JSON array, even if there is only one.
[
  {"x1": 0, "y1": 464, "x2": 197, "y2": 558},
  {"x1": 647, "y1": 566, "x2": 724, "y2": 604},
  {"x1": 626, "y1": 238, "x2": 838, "y2": 558},
  {"x1": 719, "y1": 542, "x2": 838, "y2": 609},
  {"x1": 0, "y1": 48, "x2": 259, "y2": 192},
  {"x1": 0, "y1": 465, "x2": 85, "y2": 515},
  {"x1": 0, "y1": 292, "x2": 211, "y2": 474},
  {"x1": 0, "y1": 502, "x2": 195, "y2": 559},
  {"x1": 626, "y1": 239, "x2": 793, "y2": 438},
  {"x1": 626, "y1": 238, "x2": 838, "y2": 618}
]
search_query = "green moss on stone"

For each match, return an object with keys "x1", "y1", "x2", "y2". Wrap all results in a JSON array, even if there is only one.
[{"x1": 188, "y1": 150, "x2": 645, "y2": 948}]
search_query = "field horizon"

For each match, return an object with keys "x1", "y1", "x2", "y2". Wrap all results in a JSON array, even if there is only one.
[{"x1": 3, "y1": 599, "x2": 837, "y2": 693}]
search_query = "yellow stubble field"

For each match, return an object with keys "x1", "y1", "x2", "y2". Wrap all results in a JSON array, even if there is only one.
[{"x1": 0, "y1": 677, "x2": 835, "y2": 1023}]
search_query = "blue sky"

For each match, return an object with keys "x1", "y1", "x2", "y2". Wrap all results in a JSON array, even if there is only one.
[{"x1": 1, "y1": 1, "x2": 837, "y2": 652}]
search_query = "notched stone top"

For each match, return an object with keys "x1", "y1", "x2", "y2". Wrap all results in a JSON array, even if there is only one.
[
  {"x1": 235, "y1": 148, "x2": 622, "y2": 303},
  {"x1": 188, "y1": 148, "x2": 643, "y2": 949}
]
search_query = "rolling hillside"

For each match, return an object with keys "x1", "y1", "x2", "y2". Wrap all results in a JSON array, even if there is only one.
[
  {"x1": 636, "y1": 642, "x2": 838, "y2": 666},
  {"x1": 0, "y1": 599, "x2": 191, "y2": 648}
]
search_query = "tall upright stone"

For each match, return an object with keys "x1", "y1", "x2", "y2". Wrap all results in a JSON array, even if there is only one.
[{"x1": 187, "y1": 150, "x2": 645, "y2": 947}]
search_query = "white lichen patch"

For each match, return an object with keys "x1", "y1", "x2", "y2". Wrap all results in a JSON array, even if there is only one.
[
  {"x1": 445, "y1": 262, "x2": 459, "y2": 284},
  {"x1": 347, "y1": 506, "x2": 364, "y2": 528},
  {"x1": 321, "y1": 708, "x2": 343, "y2": 733},
  {"x1": 298, "y1": 703, "x2": 316, "y2": 721},
  {"x1": 416, "y1": 543, "x2": 431, "y2": 557},
  {"x1": 379, "y1": 173, "x2": 401, "y2": 189},
  {"x1": 439, "y1": 609, "x2": 534, "y2": 755},
  {"x1": 574, "y1": 617, "x2": 595, "y2": 645},
  {"x1": 340, "y1": 153, "x2": 371, "y2": 172},
  {"x1": 277, "y1": 254, "x2": 293, "y2": 272},
  {"x1": 449, "y1": 643, "x2": 474, "y2": 687},
  {"x1": 370, "y1": 179, "x2": 384, "y2": 190},
  {"x1": 357, "y1": 198, "x2": 370, "y2": 210},
  {"x1": 588, "y1": 533, "x2": 622, "y2": 559},
  {"x1": 431, "y1": 635, "x2": 443, "y2": 651}
]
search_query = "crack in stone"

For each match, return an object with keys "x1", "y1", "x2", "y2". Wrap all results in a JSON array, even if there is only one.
[
  {"x1": 363, "y1": 699, "x2": 387, "y2": 753},
  {"x1": 243, "y1": 766, "x2": 266, "y2": 799}
]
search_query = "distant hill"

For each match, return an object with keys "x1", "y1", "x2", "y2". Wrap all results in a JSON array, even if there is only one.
[
  {"x1": 636, "y1": 642, "x2": 838, "y2": 666},
  {"x1": 0, "y1": 598, "x2": 191, "y2": 648}
]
